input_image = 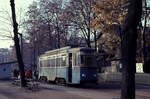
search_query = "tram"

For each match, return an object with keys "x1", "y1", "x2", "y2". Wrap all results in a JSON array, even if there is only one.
[{"x1": 38, "y1": 46, "x2": 98, "y2": 84}]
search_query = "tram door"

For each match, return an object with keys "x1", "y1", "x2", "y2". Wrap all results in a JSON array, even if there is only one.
[{"x1": 68, "y1": 53, "x2": 72, "y2": 83}]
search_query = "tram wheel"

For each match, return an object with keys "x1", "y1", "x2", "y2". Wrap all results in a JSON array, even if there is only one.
[
  {"x1": 39, "y1": 76, "x2": 42, "y2": 81},
  {"x1": 40, "y1": 76, "x2": 47, "y2": 83},
  {"x1": 55, "y1": 78, "x2": 66, "y2": 85},
  {"x1": 44, "y1": 77, "x2": 47, "y2": 82},
  {"x1": 55, "y1": 78, "x2": 59, "y2": 84},
  {"x1": 59, "y1": 78, "x2": 66, "y2": 85}
]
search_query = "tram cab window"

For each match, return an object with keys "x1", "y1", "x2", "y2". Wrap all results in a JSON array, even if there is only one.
[
  {"x1": 80, "y1": 55, "x2": 96, "y2": 67},
  {"x1": 81, "y1": 55, "x2": 84, "y2": 64}
]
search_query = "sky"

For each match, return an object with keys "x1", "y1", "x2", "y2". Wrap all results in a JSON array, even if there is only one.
[{"x1": 0, "y1": 0, "x2": 34, "y2": 48}]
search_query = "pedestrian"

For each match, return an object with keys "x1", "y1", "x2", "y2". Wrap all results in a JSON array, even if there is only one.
[
  {"x1": 13, "y1": 69, "x2": 18, "y2": 78},
  {"x1": 25, "y1": 69, "x2": 32, "y2": 79},
  {"x1": 33, "y1": 70, "x2": 38, "y2": 80},
  {"x1": 18, "y1": 72, "x2": 21, "y2": 79}
]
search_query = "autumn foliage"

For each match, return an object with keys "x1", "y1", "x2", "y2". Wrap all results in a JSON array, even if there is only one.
[{"x1": 91, "y1": 0, "x2": 128, "y2": 55}]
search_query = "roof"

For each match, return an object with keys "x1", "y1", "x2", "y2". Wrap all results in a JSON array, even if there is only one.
[{"x1": 40, "y1": 46, "x2": 95, "y2": 58}]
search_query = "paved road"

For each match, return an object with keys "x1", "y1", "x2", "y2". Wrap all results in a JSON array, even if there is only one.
[{"x1": 0, "y1": 80, "x2": 150, "y2": 99}]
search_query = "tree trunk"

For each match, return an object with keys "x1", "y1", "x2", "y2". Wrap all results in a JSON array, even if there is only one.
[
  {"x1": 87, "y1": 0, "x2": 92, "y2": 48},
  {"x1": 94, "y1": 30, "x2": 97, "y2": 51},
  {"x1": 10, "y1": 0, "x2": 26, "y2": 87},
  {"x1": 87, "y1": 27, "x2": 91, "y2": 48},
  {"x1": 121, "y1": 0, "x2": 142, "y2": 99}
]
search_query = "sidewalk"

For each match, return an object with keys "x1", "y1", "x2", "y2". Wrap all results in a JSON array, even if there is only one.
[
  {"x1": 0, "y1": 79, "x2": 150, "y2": 99},
  {"x1": 0, "y1": 80, "x2": 89, "y2": 99}
]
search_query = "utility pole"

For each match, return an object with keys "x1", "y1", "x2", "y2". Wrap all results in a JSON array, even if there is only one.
[
  {"x1": 33, "y1": 39, "x2": 36, "y2": 70},
  {"x1": 18, "y1": 33, "x2": 23, "y2": 58},
  {"x1": 33, "y1": 34, "x2": 37, "y2": 70}
]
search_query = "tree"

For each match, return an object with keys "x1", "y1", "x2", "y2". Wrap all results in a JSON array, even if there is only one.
[
  {"x1": 10, "y1": 0, "x2": 26, "y2": 87},
  {"x1": 92, "y1": 0, "x2": 124, "y2": 58},
  {"x1": 93, "y1": 0, "x2": 142, "y2": 99},
  {"x1": 66, "y1": 0, "x2": 100, "y2": 48},
  {"x1": 141, "y1": 0, "x2": 150, "y2": 73},
  {"x1": 24, "y1": 0, "x2": 84, "y2": 55},
  {"x1": 121, "y1": 0, "x2": 142, "y2": 99}
]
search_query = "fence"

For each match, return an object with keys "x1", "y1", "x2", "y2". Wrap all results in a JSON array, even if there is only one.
[{"x1": 98, "y1": 72, "x2": 150, "y2": 85}]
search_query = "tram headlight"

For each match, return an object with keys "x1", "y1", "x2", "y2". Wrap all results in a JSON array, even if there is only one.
[
  {"x1": 93, "y1": 74, "x2": 97, "y2": 77},
  {"x1": 82, "y1": 74, "x2": 86, "y2": 77}
]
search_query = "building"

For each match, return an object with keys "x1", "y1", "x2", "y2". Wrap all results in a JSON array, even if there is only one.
[{"x1": 0, "y1": 48, "x2": 12, "y2": 79}]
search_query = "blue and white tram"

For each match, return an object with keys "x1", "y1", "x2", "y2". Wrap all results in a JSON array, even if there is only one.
[{"x1": 38, "y1": 46, "x2": 98, "y2": 84}]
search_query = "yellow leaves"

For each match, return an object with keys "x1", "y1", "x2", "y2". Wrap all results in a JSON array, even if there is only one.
[
  {"x1": 118, "y1": 10, "x2": 127, "y2": 23},
  {"x1": 118, "y1": 14, "x2": 124, "y2": 22},
  {"x1": 96, "y1": 25, "x2": 121, "y2": 54},
  {"x1": 92, "y1": 0, "x2": 126, "y2": 30},
  {"x1": 91, "y1": 0, "x2": 128, "y2": 54}
]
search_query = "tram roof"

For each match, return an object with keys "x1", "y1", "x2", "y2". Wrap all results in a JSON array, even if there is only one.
[
  {"x1": 69, "y1": 47, "x2": 95, "y2": 52},
  {"x1": 45, "y1": 46, "x2": 71, "y2": 54},
  {"x1": 40, "y1": 46, "x2": 95, "y2": 57}
]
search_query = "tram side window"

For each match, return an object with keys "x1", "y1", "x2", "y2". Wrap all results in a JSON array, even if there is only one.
[
  {"x1": 42, "y1": 61, "x2": 45, "y2": 67},
  {"x1": 50, "y1": 59, "x2": 52, "y2": 67},
  {"x1": 56, "y1": 58, "x2": 60, "y2": 67},
  {"x1": 51, "y1": 59, "x2": 53, "y2": 67},
  {"x1": 47, "y1": 59, "x2": 50, "y2": 67},
  {"x1": 78, "y1": 55, "x2": 81, "y2": 65},
  {"x1": 40, "y1": 61, "x2": 42, "y2": 67},
  {"x1": 40, "y1": 60, "x2": 43, "y2": 67},
  {"x1": 59, "y1": 58, "x2": 61, "y2": 66},
  {"x1": 74, "y1": 54, "x2": 78, "y2": 66},
  {"x1": 58, "y1": 58, "x2": 61, "y2": 67},
  {"x1": 51, "y1": 59, "x2": 55, "y2": 67},
  {"x1": 73, "y1": 54, "x2": 76, "y2": 66},
  {"x1": 56, "y1": 58, "x2": 58, "y2": 67},
  {"x1": 44, "y1": 60, "x2": 47, "y2": 67},
  {"x1": 54, "y1": 59, "x2": 56, "y2": 67},
  {"x1": 76, "y1": 54, "x2": 79, "y2": 66},
  {"x1": 61, "y1": 57, "x2": 66, "y2": 67}
]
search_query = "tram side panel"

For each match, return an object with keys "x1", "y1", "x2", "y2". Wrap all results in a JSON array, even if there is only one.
[
  {"x1": 48, "y1": 68, "x2": 56, "y2": 81},
  {"x1": 56, "y1": 68, "x2": 67, "y2": 81},
  {"x1": 55, "y1": 54, "x2": 68, "y2": 82},
  {"x1": 38, "y1": 58, "x2": 57, "y2": 81}
]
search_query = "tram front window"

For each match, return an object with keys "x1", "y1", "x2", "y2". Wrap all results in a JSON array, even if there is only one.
[{"x1": 81, "y1": 55, "x2": 96, "y2": 67}]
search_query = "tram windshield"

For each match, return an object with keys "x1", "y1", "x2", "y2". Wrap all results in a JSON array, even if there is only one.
[{"x1": 80, "y1": 55, "x2": 97, "y2": 67}]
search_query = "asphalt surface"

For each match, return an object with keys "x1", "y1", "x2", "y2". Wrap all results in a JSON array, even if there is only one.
[{"x1": 0, "y1": 80, "x2": 149, "y2": 99}]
